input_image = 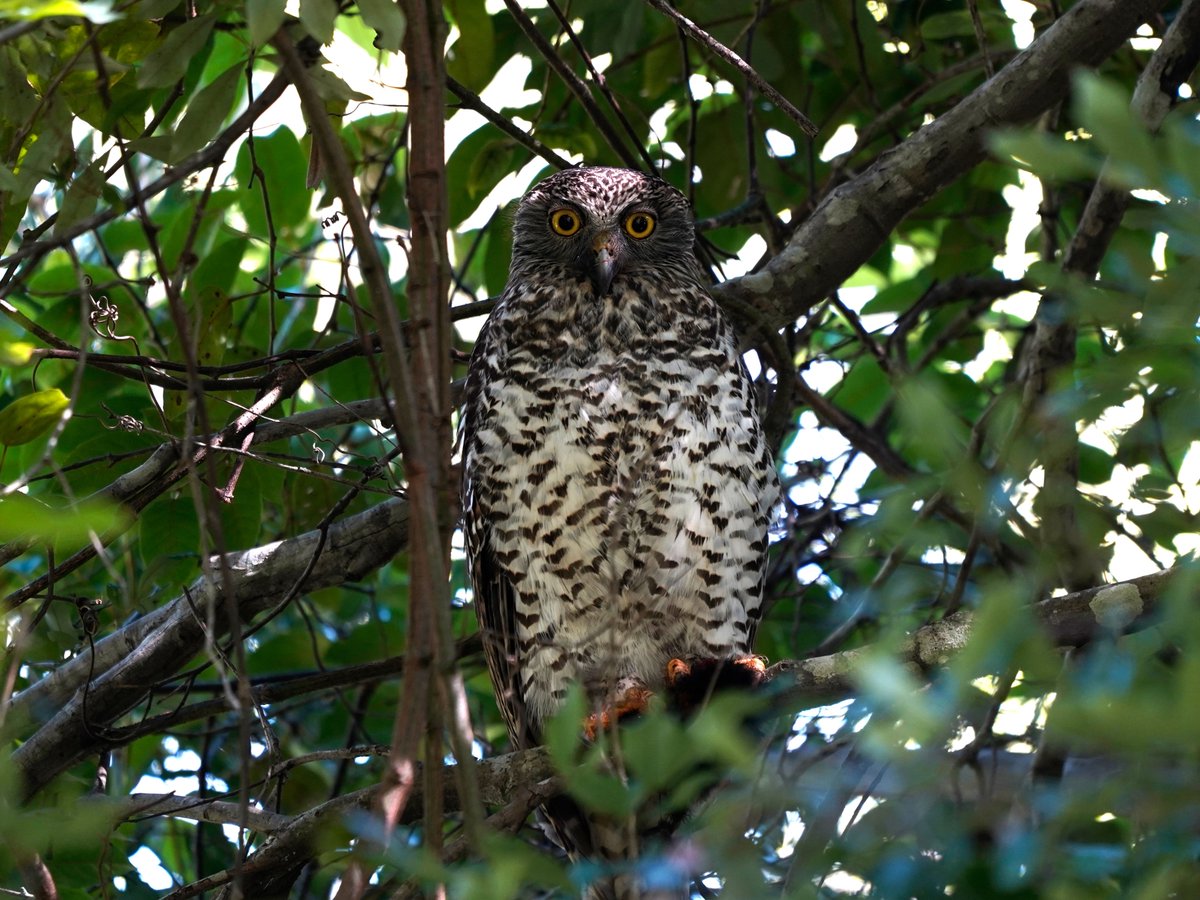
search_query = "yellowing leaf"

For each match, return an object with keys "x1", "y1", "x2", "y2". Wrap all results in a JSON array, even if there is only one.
[
  {"x1": 0, "y1": 341, "x2": 35, "y2": 367},
  {"x1": 0, "y1": 388, "x2": 69, "y2": 446}
]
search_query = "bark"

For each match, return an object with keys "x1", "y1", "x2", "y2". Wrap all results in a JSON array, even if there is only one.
[
  {"x1": 9, "y1": 496, "x2": 410, "y2": 802},
  {"x1": 713, "y1": 0, "x2": 1169, "y2": 334}
]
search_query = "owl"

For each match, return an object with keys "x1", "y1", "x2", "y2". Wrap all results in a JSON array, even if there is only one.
[{"x1": 460, "y1": 165, "x2": 776, "y2": 895}]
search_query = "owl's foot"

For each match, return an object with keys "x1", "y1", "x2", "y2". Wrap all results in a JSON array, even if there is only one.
[
  {"x1": 664, "y1": 654, "x2": 768, "y2": 716},
  {"x1": 582, "y1": 677, "x2": 654, "y2": 741}
]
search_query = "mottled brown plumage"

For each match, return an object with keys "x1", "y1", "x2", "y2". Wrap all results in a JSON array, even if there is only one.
[{"x1": 461, "y1": 166, "x2": 776, "y2": 897}]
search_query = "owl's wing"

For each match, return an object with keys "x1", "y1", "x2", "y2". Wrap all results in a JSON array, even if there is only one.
[
  {"x1": 461, "y1": 313, "x2": 539, "y2": 751},
  {"x1": 469, "y1": 528, "x2": 539, "y2": 748},
  {"x1": 467, "y1": 516, "x2": 611, "y2": 857},
  {"x1": 746, "y1": 447, "x2": 781, "y2": 654}
]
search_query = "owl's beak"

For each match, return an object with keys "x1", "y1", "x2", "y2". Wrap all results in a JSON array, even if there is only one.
[{"x1": 588, "y1": 231, "x2": 621, "y2": 297}]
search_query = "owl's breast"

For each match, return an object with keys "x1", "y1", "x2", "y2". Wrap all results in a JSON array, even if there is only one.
[
  {"x1": 467, "y1": 317, "x2": 772, "y2": 723},
  {"x1": 475, "y1": 335, "x2": 762, "y2": 580}
]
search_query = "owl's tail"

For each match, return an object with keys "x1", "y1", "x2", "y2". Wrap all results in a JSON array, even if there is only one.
[
  {"x1": 540, "y1": 796, "x2": 690, "y2": 900},
  {"x1": 584, "y1": 877, "x2": 688, "y2": 900}
]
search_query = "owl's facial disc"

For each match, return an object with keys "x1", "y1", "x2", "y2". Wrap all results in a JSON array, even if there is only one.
[{"x1": 588, "y1": 229, "x2": 621, "y2": 297}]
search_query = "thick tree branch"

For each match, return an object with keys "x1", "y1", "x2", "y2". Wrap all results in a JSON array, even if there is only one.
[
  {"x1": 713, "y1": 0, "x2": 1168, "y2": 332},
  {"x1": 769, "y1": 568, "x2": 1174, "y2": 702},
  {"x1": 103, "y1": 634, "x2": 480, "y2": 747},
  {"x1": 9, "y1": 496, "x2": 410, "y2": 801},
  {"x1": 4, "y1": 362, "x2": 310, "y2": 608},
  {"x1": 106, "y1": 793, "x2": 295, "y2": 832},
  {"x1": 1063, "y1": 0, "x2": 1200, "y2": 278}
]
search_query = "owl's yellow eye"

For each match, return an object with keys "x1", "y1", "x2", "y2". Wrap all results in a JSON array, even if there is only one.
[
  {"x1": 624, "y1": 211, "x2": 655, "y2": 239},
  {"x1": 549, "y1": 208, "x2": 582, "y2": 236}
]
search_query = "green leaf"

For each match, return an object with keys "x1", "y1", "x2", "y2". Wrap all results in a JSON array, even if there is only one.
[
  {"x1": 1078, "y1": 440, "x2": 1116, "y2": 486},
  {"x1": 358, "y1": 0, "x2": 405, "y2": 51},
  {"x1": 137, "y1": 14, "x2": 217, "y2": 89},
  {"x1": 0, "y1": 45, "x2": 40, "y2": 129},
  {"x1": 920, "y1": 10, "x2": 1010, "y2": 41},
  {"x1": 234, "y1": 127, "x2": 311, "y2": 234},
  {"x1": 0, "y1": 494, "x2": 129, "y2": 544},
  {"x1": 218, "y1": 457, "x2": 264, "y2": 550},
  {"x1": 0, "y1": 0, "x2": 107, "y2": 20},
  {"x1": 300, "y1": 0, "x2": 338, "y2": 43},
  {"x1": 684, "y1": 694, "x2": 758, "y2": 770},
  {"x1": 164, "y1": 284, "x2": 233, "y2": 421},
  {"x1": 446, "y1": 0, "x2": 494, "y2": 92},
  {"x1": 467, "y1": 139, "x2": 515, "y2": 201},
  {"x1": 171, "y1": 63, "x2": 243, "y2": 161},
  {"x1": 127, "y1": 134, "x2": 176, "y2": 162},
  {"x1": 861, "y1": 273, "x2": 933, "y2": 315},
  {"x1": 51, "y1": 155, "x2": 108, "y2": 236},
  {"x1": 307, "y1": 63, "x2": 372, "y2": 105},
  {"x1": 0, "y1": 388, "x2": 69, "y2": 446},
  {"x1": 564, "y1": 757, "x2": 639, "y2": 818},
  {"x1": 619, "y1": 712, "x2": 691, "y2": 793},
  {"x1": 989, "y1": 130, "x2": 1098, "y2": 182},
  {"x1": 832, "y1": 357, "x2": 888, "y2": 421},
  {"x1": 138, "y1": 491, "x2": 200, "y2": 578},
  {"x1": 246, "y1": 0, "x2": 287, "y2": 46},
  {"x1": 194, "y1": 285, "x2": 234, "y2": 369},
  {"x1": 1074, "y1": 72, "x2": 1159, "y2": 185},
  {"x1": 545, "y1": 702, "x2": 643, "y2": 812},
  {"x1": 137, "y1": 0, "x2": 184, "y2": 15},
  {"x1": 895, "y1": 375, "x2": 967, "y2": 471},
  {"x1": 544, "y1": 684, "x2": 586, "y2": 771},
  {"x1": 191, "y1": 237, "x2": 246, "y2": 297},
  {"x1": 0, "y1": 99, "x2": 71, "y2": 249},
  {"x1": 446, "y1": 127, "x2": 514, "y2": 225}
]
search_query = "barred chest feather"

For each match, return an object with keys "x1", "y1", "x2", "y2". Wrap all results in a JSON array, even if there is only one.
[{"x1": 464, "y1": 278, "x2": 774, "y2": 731}]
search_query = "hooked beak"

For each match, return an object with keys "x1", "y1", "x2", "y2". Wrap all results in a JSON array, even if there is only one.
[{"x1": 588, "y1": 230, "x2": 621, "y2": 297}]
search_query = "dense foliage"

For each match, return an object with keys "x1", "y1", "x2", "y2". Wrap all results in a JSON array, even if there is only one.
[{"x1": 1, "y1": 0, "x2": 1199, "y2": 897}]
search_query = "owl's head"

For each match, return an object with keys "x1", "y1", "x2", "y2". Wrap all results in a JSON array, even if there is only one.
[{"x1": 510, "y1": 166, "x2": 697, "y2": 297}]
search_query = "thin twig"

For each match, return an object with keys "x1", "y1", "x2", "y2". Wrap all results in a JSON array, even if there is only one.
[
  {"x1": 502, "y1": 0, "x2": 645, "y2": 168},
  {"x1": 446, "y1": 76, "x2": 572, "y2": 170},
  {"x1": 544, "y1": 0, "x2": 657, "y2": 170},
  {"x1": 0, "y1": 72, "x2": 290, "y2": 272},
  {"x1": 643, "y1": 0, "x2": 818, "y2": 137}
]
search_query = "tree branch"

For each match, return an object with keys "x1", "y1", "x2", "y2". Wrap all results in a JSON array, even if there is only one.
[
  {"x1": 0, "y1": 71, "x2": 289, "y2": 274},
  {"x1": 769, "y1": 568, "x2": 1175, "y2": 702},
  {"x1": 643, "y1": 0, "x2": 818, "y2": 139},
  {"x1": 713, "y1": 0, "x2": 1169, "y2": 332},
  {"x1": 9, "y1": 495, "x2": 410, "y2": 801}
]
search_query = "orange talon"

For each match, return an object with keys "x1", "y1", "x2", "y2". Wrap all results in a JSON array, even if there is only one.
[
  {"x1": 582, "y1": 683, "x2": 653, "y2": 740},
  {"x1": 663, "y1": 654, "x2": 770, "y2": 716},
  {"x1": 665, "y1": 657, "x2": 692, "y2": 686},
  {"x1": 733, "y1": 654, "x2": 768, "y2": 678}
]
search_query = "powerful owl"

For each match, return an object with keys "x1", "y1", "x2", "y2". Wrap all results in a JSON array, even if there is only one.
[{"x1": 461, "y1": 166, "x2": 776, "y2": 893}]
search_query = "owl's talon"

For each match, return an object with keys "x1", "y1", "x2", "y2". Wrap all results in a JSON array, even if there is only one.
[
  {"x1": 582, "y1": 683, "x2": 654, "y2": 740},
  {"x1": 666, "y1": 657, "x2": 692, "y2": 685},
  {"x1": 733, "y1": 654, "x2": 768, "y2": 680},
  {"x1": 663, "y1": 654, "x2": 770, "y2": 715}
]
